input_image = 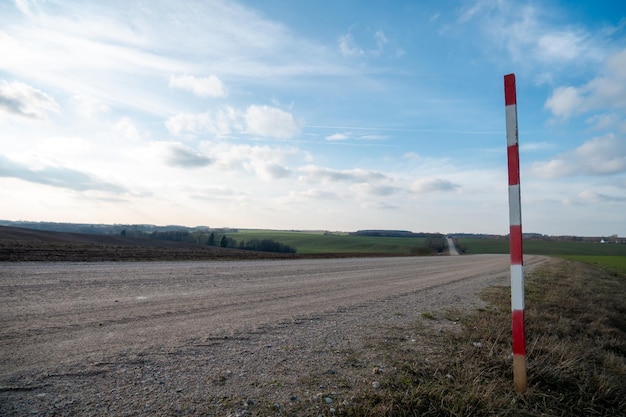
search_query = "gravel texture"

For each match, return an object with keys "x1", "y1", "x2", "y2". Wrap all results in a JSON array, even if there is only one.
[{"x1": 0, "y1": 255, "x2": 546, "y2": 416}]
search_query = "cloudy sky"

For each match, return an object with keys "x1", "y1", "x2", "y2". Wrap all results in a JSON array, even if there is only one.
[{"x1": 1, "y1": 0, "x2": 625, "y2": 236}]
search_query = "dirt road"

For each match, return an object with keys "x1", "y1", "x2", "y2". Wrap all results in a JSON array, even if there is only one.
[
  {"x1": 0, "y1": 255, "x2": 544, "y2": 415},
  {"x1": 446, "y1": 237, "x2": 459, "y2": 255}
]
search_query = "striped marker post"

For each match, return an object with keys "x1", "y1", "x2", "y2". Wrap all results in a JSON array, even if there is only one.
[{"x1": 504, "y1": 73, "x2": 527, "y2": 393}]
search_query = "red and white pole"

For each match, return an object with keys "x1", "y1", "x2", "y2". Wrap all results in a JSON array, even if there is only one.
[{"x1": 504, "y1": 73, "x2": 527, "y2": 393}]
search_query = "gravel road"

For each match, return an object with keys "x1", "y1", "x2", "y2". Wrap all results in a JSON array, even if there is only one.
[
  {"x1": 0, "y1": 255, "x2": 545, "y2": 416},
  {"x1": 446, "y1": 237, "x2": 459, "y2": 256}
]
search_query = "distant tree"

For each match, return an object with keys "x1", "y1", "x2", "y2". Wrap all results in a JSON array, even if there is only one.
[
  {"x1": 120, "y1": 230, "x2": 126, "y2": 237},
  {"x1": 207, "y1": 232, "x2": 216, "y2": 246},
  {"x1": 220, "y1": 235, "x2": 228, "y2": 248}
]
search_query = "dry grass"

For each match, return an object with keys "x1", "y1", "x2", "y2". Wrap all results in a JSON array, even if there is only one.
[{"x1": 338, "y1": 258, "x2": 626, "y2": 416}]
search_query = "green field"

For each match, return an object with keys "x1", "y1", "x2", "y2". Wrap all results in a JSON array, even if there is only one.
[
  {"x1": 458, "y1": 237, "x2": 626, "y2": 275},
  {"x1": 225, "y1": 230, "x2": 427, "y2": 255},
  {"x1": 560, "y1": 255, "x2": 626, "y2": 275},
  {"x1": 223, "y1": 231, "x2": 626, "y2": 273},
  {"x1": 458, "y1": 237, "x2": 626, "y2": 256}
]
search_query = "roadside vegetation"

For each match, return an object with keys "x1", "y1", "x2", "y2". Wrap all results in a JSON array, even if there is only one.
[{"x1": 335, "y1": 258, "x2": 626, "y2": 416}]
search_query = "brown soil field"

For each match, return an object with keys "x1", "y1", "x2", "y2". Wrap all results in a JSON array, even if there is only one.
[{"x1": 0, "y1": 226, "x2": 300, "y2": 262}]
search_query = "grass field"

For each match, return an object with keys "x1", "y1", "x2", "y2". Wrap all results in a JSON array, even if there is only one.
[
  {"x1": 457, "y1": 237, "x2": 626, "y2": 276},
  {"x1": 225, "y1": 230, "x2": 428, "y2": 255},
  {"x1": 457, "y1": 237, "x2": 626, "y2": 256},
  {"x1": 560, "y1": 255, "x2": 626, "y2": 275}
]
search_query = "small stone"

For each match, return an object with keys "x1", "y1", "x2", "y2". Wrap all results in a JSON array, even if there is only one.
[
  {"x1": 473, "y1": 342, "x2": 483, "y2": 348},
  {"x1": 372, "y1": 381, "x2": 380, "y2": 389},
  {"x1": 446, "y1": 374, "x2": 454, "y2": 380},
  {"x1": 273, "y1": 403, "x2": 280, "y2": 409},
  {"x1": 325, "y1": 397, "x2": 333, "y2": 404},
  {"x1": 289, "y1": 395, "x2": 297, "y2": 401}
]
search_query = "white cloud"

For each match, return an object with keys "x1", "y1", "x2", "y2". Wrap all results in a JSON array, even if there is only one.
[
  {"x1": 324, "y1": 132, "x2": 387, "y2": 142},
  {"x1": 14, "y1": 0, "x2": 32, "y2": 15},
  {"x1": 338, "y1": 33, "x2": 364, "y2": 57},
  {"x1": 338, "y1": 29, "x2": 390, "y2": 58},
  {"x1": 535, "y1": 31, "x2": 588, "y2": 62},
  {"x1": 169, "y1": 74, "x2": 228, "y2": 98},
  {"x1": 351, "y1": 182, "x2": 398, "y2": 197},
  {"x1": 36, "y1": 136, "x2": 93, "y2": 157},
  {"x1": 545, "y1": 49, "x2": 626, "y2": 119},
  {"x1": 403, "y1": 152, "x2": 421, "y2": 160},
  {"x1": 257, "y1": 163, "x2": 291, "y2": 180},
  {"x1": 520, "y1": 142, "x2": 555, "y2": 152},
  {"x1": 458, "y1": 0, "x2": 490, "y2": 23},
  {"x1": 244, "y1": 105, "x2": 300, "y2": 139},
  {"x1": 410, "y1": 178, "x2": 459, "y2": 194},
  {"x1": 0, "y1": 153, "x2": 126, "y2": 193},
  {"x1": 326, "y1": 133, "x2": 350, "y2": 141},
  {"x1": 585, "y1": 113, "x2": 621, "y2": 131},
  {"x1": 199, "y1": 141, "x2": 301, "y2": 180},
  {"x1": 166, "y1": 106, "x2": 242, "y2": 138},
  {"x1": 577, "y1": 190, "x2": 626, "y2": 203},
  {"x1": 114, "y1": 117, "x2": 146, "y2": 141},
  {"x1": 163, "y1": 143, "x2": 213, "y2": 168},
  {"x1": 460, "y1": 1, "x2": 605, "y2": 71},
  {"x1": 298, "y1": 165, "x2": 388, "y2": 184},
  {"x1": 374, "y1": 30, "x2": 388, "y2": 53},
  {"x1": 0, "y1": 80, "x2": 59, "y2": 120},
  {"x1": 72, "y1": 95, "x2": 110, "y2": 119},
  {"x1": 359, "y1": 134, "x2": 388, "y2": 141},
  {"x1": 544, "y1": 86, "x2": 584, "y2": 119},
  {"x1": 532, "y1": 133, "x2": 626, "y2": 178},
  {"x1": 301, "y1": 188, "x2": 340, "y2": 200}
]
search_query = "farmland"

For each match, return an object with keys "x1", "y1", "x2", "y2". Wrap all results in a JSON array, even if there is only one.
[
  {"x1": 457, "y1": 236, "x2": 626, "y2": 256},
  {"x1": 225, "y1": 229, "x2": 429, "y2": 255},
  {"x1": 457, "y1": 236, "x2": 626, "y2": 274}
]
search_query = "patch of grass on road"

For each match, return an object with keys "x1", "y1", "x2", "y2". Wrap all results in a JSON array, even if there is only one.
[{"x1": 339, "y1": 258, "x2": 626, "y2": 416}]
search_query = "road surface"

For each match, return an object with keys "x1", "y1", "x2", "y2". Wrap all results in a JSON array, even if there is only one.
[
  {"x1": 0, "y1": 255, "x2": 544, "y2": 375},
  {"x1": 1, "y1": 255, "x2": 548, "y2": 415},
  {"x1": 446, "y1": 237, "x2": 459, "y2": 255}
]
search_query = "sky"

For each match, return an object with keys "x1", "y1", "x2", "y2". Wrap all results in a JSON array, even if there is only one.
[{"x1": 1, "y1": 0, "x2": 625, "y2": 236}]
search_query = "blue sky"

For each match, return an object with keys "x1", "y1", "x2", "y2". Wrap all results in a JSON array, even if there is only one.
[{"x1": 1, "y1": 0, "x2": 625, "y2": 236}]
